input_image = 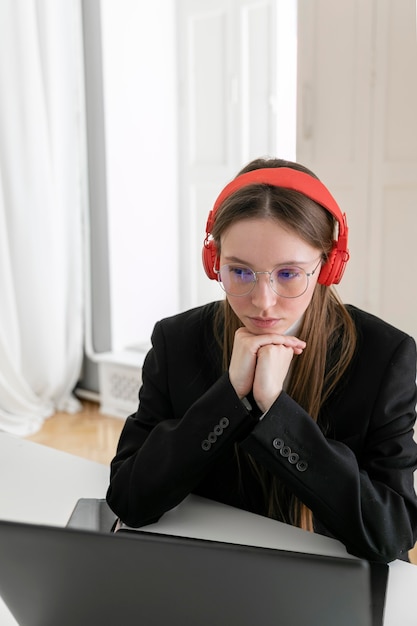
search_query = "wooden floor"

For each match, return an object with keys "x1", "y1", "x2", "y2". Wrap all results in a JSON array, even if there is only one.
[
  {"x1": 25, "y1": 399, "x2": 417, "y2": 565},
  {"x1": 25, "y1": 399, "x2": 124, "y2": 466}
]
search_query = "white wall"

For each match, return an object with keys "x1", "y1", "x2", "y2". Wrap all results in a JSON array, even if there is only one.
[
  {"x1": 100, "y1": 0, "x2": 179, "y2": 351},
  {"x1": 96, "y1": 0, "x2": 417, "y2": 353},
  {"x1": 90, "y1": 0, "x2": 296, "y2": 357}
]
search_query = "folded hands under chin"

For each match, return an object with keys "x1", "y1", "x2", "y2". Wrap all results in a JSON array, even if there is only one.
[{"x1": 229, "y1": 327, "x2": 306, "y2": 414}]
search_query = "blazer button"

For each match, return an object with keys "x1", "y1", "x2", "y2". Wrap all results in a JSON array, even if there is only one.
[
  {"x1": 213, "y1": 424, "x2": 223, "y2": 436},
  {"x1": 208, "y1": 432, "x2": 217, "y2": 444},
  {"x1": 201, "y1": 440, "x2": 211, "y2": 451},
  {"x1": 280, "y1": 446, "x2": 291, "y2": 458},
  {"x1": 220, "y1": 417, "x2": 230, "y2": 429},
  {"x1": 272, "y1": 438, "x2": 284, "y2": 450},
  {"x1": 296, "y1": 460, "x2": 308, "y2": 472},
  {"x1": 288, "y1": 452, "x2": 299, "y2": 465}
]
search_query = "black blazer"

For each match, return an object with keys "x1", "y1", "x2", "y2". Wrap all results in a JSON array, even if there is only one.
[{"x1": 107, "y1": 302, "x2": 417, "y2": 563}]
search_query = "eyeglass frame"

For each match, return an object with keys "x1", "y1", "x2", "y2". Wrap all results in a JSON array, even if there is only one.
[{"x1": 214, "y1": 257, "x2": 323, "y2": 299}]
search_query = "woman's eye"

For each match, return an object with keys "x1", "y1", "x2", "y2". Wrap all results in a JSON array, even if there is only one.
[
  {"x1": 276, "y1": 268, "x2": 300, "y2": 281},
  {"x1": 231, "y1": 267, "x2": 253, "y2": 281}
]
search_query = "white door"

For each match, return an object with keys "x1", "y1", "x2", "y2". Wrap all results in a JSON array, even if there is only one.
[
  {"x1": 297, "y1": 0, "x2": 417, "y2": 339},
  {"x1": 177, "y1": 0, "x2": 296, "y2": 308}
]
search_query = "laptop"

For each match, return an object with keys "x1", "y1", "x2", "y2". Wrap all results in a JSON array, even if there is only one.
[{"x1": 0, "y1": 499, "x2": 387, "y2": 626}]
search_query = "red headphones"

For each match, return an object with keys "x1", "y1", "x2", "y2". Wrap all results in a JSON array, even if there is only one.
[{"x1": 202, "y1": 167, "x2": 349, "y2": 286}]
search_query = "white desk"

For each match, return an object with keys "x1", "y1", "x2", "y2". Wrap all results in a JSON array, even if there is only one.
[
  {"x1": 0, "y1": 434, "x2": 109, "y2": 625},
  {"x1": 0, "y1": 432, "x2": 416, "y2": 625}
]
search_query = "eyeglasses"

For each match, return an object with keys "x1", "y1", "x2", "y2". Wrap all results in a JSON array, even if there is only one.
[{"x1": 214, "y1": 258, "x2": 322, "y2": 298}]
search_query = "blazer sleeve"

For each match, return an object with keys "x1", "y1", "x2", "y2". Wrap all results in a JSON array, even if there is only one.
[
  {"x1": 240, "y1": 335, "x2": 417, "y2": 563},
  {"x1": 106, "y1": 319, "x2": 258, "y2": 528}
]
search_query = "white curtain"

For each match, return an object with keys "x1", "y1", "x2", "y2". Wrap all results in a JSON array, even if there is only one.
[{"x1": 0, "y1": 0, "x2": 85, "y2": 435}]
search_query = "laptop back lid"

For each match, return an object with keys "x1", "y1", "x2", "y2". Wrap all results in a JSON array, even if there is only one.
[{"x1": 0, "y1": 517, "x2": 374, "y2": 626}]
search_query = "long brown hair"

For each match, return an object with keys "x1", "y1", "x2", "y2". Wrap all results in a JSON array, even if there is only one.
[{"x1": 212, "y1": 158, "x2": 357, "y2": 530}]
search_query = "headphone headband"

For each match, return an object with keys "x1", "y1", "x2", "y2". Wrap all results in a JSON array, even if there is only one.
[{"x1": 202, "y1": 167, "x2": 349, "y2": 286}]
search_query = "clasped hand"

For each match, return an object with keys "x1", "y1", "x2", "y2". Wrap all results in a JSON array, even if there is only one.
[{"x1": 229, "y1": 327, "x2": 306, "y2": 414}]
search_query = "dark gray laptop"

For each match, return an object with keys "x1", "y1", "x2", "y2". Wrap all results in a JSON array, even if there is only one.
[{"x1": 0, "y1": 499, "x2": 387, "y2": 626}]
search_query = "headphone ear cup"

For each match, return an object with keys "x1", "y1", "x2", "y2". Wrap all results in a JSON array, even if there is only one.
[
  {"x1": 318, "y1": 242, "x2": 348, "y2": 286},
  {"x1": 202, "y1": 239, "x2": 218, "y2": 280}
]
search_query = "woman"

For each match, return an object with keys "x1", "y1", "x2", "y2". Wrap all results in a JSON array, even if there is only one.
[{"x1": 106, "y1": 157, "x2": 417, "y2": 563}]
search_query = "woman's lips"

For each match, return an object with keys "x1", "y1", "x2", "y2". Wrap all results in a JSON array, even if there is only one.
[{"x1": 249, "y1": 317, "x2": 281, "y2": 329}]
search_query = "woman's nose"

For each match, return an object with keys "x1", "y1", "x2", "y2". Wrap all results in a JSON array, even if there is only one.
[{"x1": 251, "y1": 274, "x2": 277, "y2": 308}]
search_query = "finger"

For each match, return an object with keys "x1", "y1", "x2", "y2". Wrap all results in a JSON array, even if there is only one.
[
  {"x1": 237, "y1": 330, "x2": 306, "y2": 353},
  {"x1": 253, "y1": 344, "x2": 294, "y2": 412}
]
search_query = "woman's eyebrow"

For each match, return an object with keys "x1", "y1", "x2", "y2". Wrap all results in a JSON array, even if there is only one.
[{"x1": 222, "y1": 255, "x2": 250, "y2": 264}]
